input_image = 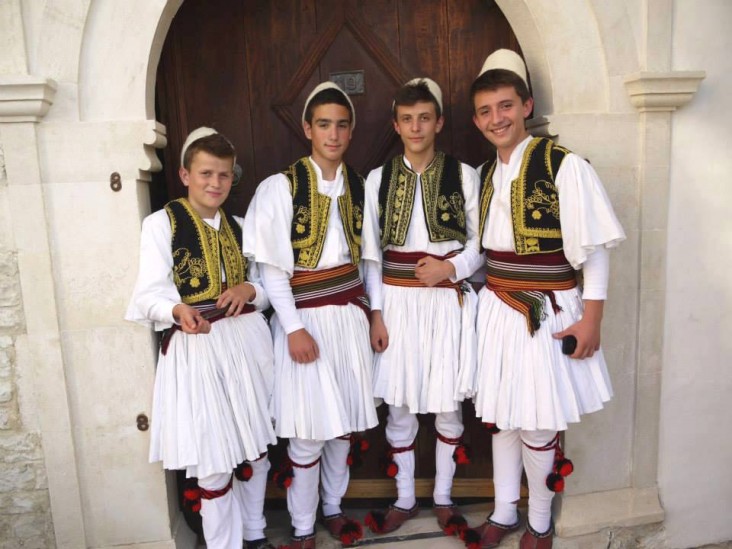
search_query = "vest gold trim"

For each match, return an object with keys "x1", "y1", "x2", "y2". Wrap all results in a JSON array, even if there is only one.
[
  {"x1": 379, "y1": 151, "x2": 466, "y2": 248},
  {"x1": 283, "y1": 157, "x2": 364, "y2": 268},
  {"x1": 479, "y1": 137, "x2": 569, "y2": 255},
  {"x1": 165, "y1": 198, "x2": 247, "y2": 304}
]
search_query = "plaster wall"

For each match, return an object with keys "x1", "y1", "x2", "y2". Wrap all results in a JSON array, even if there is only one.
[{"x1": 660, "y1": 0, "x2": 732, "y2": 546}]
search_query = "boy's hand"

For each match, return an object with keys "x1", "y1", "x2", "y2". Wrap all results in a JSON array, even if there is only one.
[
  {"x1": 217, "y1": 282, "x2": 256, "y2": 317},
  {"x1": 553, "y1": 300, "x2": 604, "y2": 360},
  {"x1": 173, "y1": 303, "x2": 211, "y2": 334},
  {"x1": 370, "y1": 310, "x2": 389, "y2": 352},
  {"x1": 415, "y1": 256, "x2": 456, "y2": 287},
  {"x1": 288, "y1": 328, "x2": 319, "y2": 364}
]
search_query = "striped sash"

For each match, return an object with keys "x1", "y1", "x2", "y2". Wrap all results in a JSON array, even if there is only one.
[
  {"x1": 290, "y1": 264, "x2": 369, "y2": 317},
  {"x1": 485, "y1": 250, "x2": 576, "y2": 335},
  {"x1": 382, "y1": 250, "x2": 467, "y2": 305},
  {"x1": 160, "y1": 284, "x2": 254, "y2": 355}
]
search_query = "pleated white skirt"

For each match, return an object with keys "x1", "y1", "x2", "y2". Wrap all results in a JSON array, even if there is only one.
[
  {"x1": 474, "y1": 286, "x2": 613, "y2": 431},
  {"x1": 373, "y1": 284, "x2": 478, "y2": 414},
  {"x1": 270, "y1": 303, "x2": 378, "y2": 440},
  {"x1": 148, "y1": 311, "x2": 276, "y2": 478}
]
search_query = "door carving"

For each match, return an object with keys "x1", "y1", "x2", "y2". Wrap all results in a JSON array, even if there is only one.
[{"x1": 155, "y1": 0, "x2": 522, "y2": 499}]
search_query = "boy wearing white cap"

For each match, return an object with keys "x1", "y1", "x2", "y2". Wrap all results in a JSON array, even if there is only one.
[
  {"x1": 464, "y1": 50, "x2": 625, "y2": 548},
  {"x1": 126, "y1": 128, "x2": 277, "y2": 549},
  {"x1": 361, "y1": 78, "x2": 482, "y2": 537},
  {"x1": 243, "y1": 82, "x2": 377, "y2": 549}
]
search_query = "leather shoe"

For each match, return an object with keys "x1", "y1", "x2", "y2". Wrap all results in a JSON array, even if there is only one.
[
  {"x1": 461, "y1": 514, "x2": 520, "y2": 548},
  {"x1": 433, "y1": 503, "x2": 468, "y2": 536},
  {"x1": 365, "y1": 503, "x2": 419, "y2": 534}
]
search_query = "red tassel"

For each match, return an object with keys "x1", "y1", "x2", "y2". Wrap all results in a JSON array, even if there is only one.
[
  {"x1": 453, "y1": 444, "x2": 471, "y2": 465},
  {"x1": 360, "y1": 439, "x2": 370, "y2": 452},
  {"x1": 546, "y1": 472, "x2": 565, "y2": 492},
  {"x1": 272, "y1": 463, "x2": 294, "y2": 490},
  {"x1": 339, "y1": 520, "x2": 363, "y2": 545},
  {"x1": 385, "y1": 461, "x2": 398, "y2": 478},
  {"x1": 365, "y1": 511, "x2": 385, "y2": 533},
  {"x1": 461, "y1": 527, "x2": 482, "y2": 548},
  {"x1": 483, "y1": 422, "x2": 501, "y2": 434},
  {"x1": 234, "y1": 462, "x2": 253, "y2": 482},
  {"x1": 443, "y1": 515, "x2": 468, "y2": 536},
  {"x1": 555, "y1": 458, "x2": 574, "y2": 477}
]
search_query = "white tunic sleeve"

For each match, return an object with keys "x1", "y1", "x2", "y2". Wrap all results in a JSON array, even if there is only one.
[
  {"x1": 125, "y1": 210, "x2": 179, "y2": 330},
  {"x1": 556, "y1": 154, "x2": 626, "y2": 269},
  {"x1": 233, "y1": 215, "x2": 269, "y2": 311},
  {"x1": 361, "y1": 166, "x2": 385, "y2": 265},
  {"x1": 242, "y1": 173, "x2": 296, "y2": 276},
  {"x1": 447, "y1": 163, "x2": 483, "y2": 281}
]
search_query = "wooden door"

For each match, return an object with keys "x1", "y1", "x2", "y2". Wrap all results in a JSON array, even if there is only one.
[{"x1": 155, "y1": 0, "x2": 522, "y2": 499}]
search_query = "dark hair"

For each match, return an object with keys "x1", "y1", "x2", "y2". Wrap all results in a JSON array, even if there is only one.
[
  {"x1": 304, "y1": 89, "x2": 353, "y2": 125},
  {"x1": 470, "y1": 69, "x2": 531, "y2": 105},
  {"x1": 393, "y1": 81, "x2": 442, "y2": 119},
  {"x1": 182, "y1": 133, "x2": 235, "y2": 170}
]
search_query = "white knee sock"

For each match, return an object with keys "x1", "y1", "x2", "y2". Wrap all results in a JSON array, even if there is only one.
[
  {"x1": 287, "y1": 439, "x2": 323, "y2": 536},
  {"x1": 321, "y1": 437, "x2": 351, "y2": 517},
  {"x1": 490, "y1": 430, "x2": 523, "y2": 526},
  {"x1": 233, "y1": 457, "x2": 270, "y2": 541},
  {"x1": 198, "y1": 473, "x2": 242, "y2": 549},
  {"x1": 434, "y1": 438, "x2": 456, "y2": 505},
  {"x1": 521, "y1": 430, "x2": 557, "y2": 533}
]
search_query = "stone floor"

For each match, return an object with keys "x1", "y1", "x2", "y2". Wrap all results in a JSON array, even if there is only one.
[{"x1": 220, "y1": 503, "x2": 732, "y2": 549}]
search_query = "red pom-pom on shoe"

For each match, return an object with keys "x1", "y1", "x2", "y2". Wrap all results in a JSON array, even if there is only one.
[
  {"x1": 339, "y1": 520, "x2": 364, "y2": 545},
  {"x1": 365, "y1": 511, "x2": 385, "y2": 533},
  {"x1": 461, "y1": 527, "x2": 482, "y2": 548},
  {"x1": 443, "y1": 515, "x2": 468, "y2": 536},
  {"x1": 546, "y1": 472, "x2": 565, "y2": 492}
]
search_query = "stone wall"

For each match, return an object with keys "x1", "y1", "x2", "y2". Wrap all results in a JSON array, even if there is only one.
[{"x1": 0, "y1": 144, "x2": 55, "y2": 548}]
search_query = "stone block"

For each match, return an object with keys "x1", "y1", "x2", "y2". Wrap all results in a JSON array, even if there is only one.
[
  {"x1": 0, "y1": 432, "x2": 44, "y2": 463},
  {"x1": 0, "y1": 379, "x2": 12, "y2": 402},
  {"x1": 0, "y1": 464, "x2": 36, "y2": 493}
]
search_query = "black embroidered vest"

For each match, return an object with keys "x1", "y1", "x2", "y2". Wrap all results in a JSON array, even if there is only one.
[
  {"x1": 164, "y1": 198, "x2": 247, "y2": 304},
  {"x1": 479, "y1": 137, "x2": 569, "y2": 254},
  {"x1": 282, "y1": 157, "x2": 365, "y2": 268},
  {"x1": 378, "y1": 151, "x2": 466, "y2": 248}
]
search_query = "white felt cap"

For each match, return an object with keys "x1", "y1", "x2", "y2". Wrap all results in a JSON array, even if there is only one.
[
  {"x1": 478, "y1": 49, "x2": 528, "y2": 87},
  {"x1": 302, "y1": 81, "x2": 356, "y2": 129},
  {"x1": 404, "y1": 77, "x2": 443, "y2": 113},
  {"x1": 180, "y1": 126, "x2": 218, "y2": 167}
]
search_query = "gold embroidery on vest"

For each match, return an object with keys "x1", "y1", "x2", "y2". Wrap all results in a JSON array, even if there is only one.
[
  {"x1": 168, "y1": 199, "x2": 247, "y2": 304},
  {"x1": 337, "y1": 167, "x2": 362, "y2": 264}
]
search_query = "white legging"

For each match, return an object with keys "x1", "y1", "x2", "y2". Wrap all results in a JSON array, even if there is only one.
[
  {"x1": 385, "y1": 405, "x2": 464, "y2": 507},
  {"x1": 492, "y1": 429, "x2": 557, "y2": 533},
  {"x1": 287, "y1": 437, "x2": 351, "y2": 535}
]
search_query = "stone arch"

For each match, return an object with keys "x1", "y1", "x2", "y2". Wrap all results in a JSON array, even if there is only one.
[
  {"x1": 497, "y1": 0, "x2": 616, "y2": 114},
  {"x1": 78, "y1": 0, "x2": 183, "y2": 121}
]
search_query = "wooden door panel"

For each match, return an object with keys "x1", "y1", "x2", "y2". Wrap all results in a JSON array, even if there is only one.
[{"x1": 155, "y1": 0, "x2": 523, "y2": 497}]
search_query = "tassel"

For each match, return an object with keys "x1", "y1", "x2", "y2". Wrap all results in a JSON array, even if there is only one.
[
  {"x1": 271, "y1": 462, "x2": 294, "y2": 490},
  {"x1": 339, "y1": 519, "x2": 363, "y2": 545},
  {"x1": 182, "y1": 478, "x2": 201, "y2": 513},
  {"x1": 234, "y1": 461, "x2": 253, "y2": 482},
  {"x1": 483, "y1": 422, "x2": 501, "y2": 434},
  {"x1": 461, "y1": 527, "x2": 482, "y2": 549},
  {"x1": 453, "y1": 443, "x2": 472, "y2": 465}
]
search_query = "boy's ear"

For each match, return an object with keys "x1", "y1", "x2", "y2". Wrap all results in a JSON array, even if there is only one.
[
  {"x1": 522, "y1": 96, "x2": 534, "y2": 119},
  {"x1": 302, "y1": 120, "x2": 313, "y2": 140},
  {"x1": 179, "y1": 166, "x2": 190, "y2": 187},
  {"x1": 435, "y1": 115, "x2": 445, "y2": 133}
]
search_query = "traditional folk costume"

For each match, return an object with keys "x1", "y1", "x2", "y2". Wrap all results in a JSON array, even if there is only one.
[
  {"x1": 243, "y1": 151, "x2": 378, "y2": 543},
  {"x1": 473, "y1": 131, "x2": 625, "y2": 543},
  {"x1": 126, "y1": 196, "x2": 276, "y2": 549},
  {"x1": 362, "y1": 110, "x2": 483, "y2": 533}
]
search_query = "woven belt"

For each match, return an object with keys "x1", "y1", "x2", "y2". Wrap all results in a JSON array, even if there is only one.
[
  {"x1": 290, "y1": 263, "x2": 369, "y2": 317},
  {"x1": 160, "y1": 286, "x2": 254, "y2": 355},
  {"x1": 485, "y1": 250, "x2": 576, "y2": 335},
  {"x1": 382, "y1": 250, "x2": 466, "y2": 305}
]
